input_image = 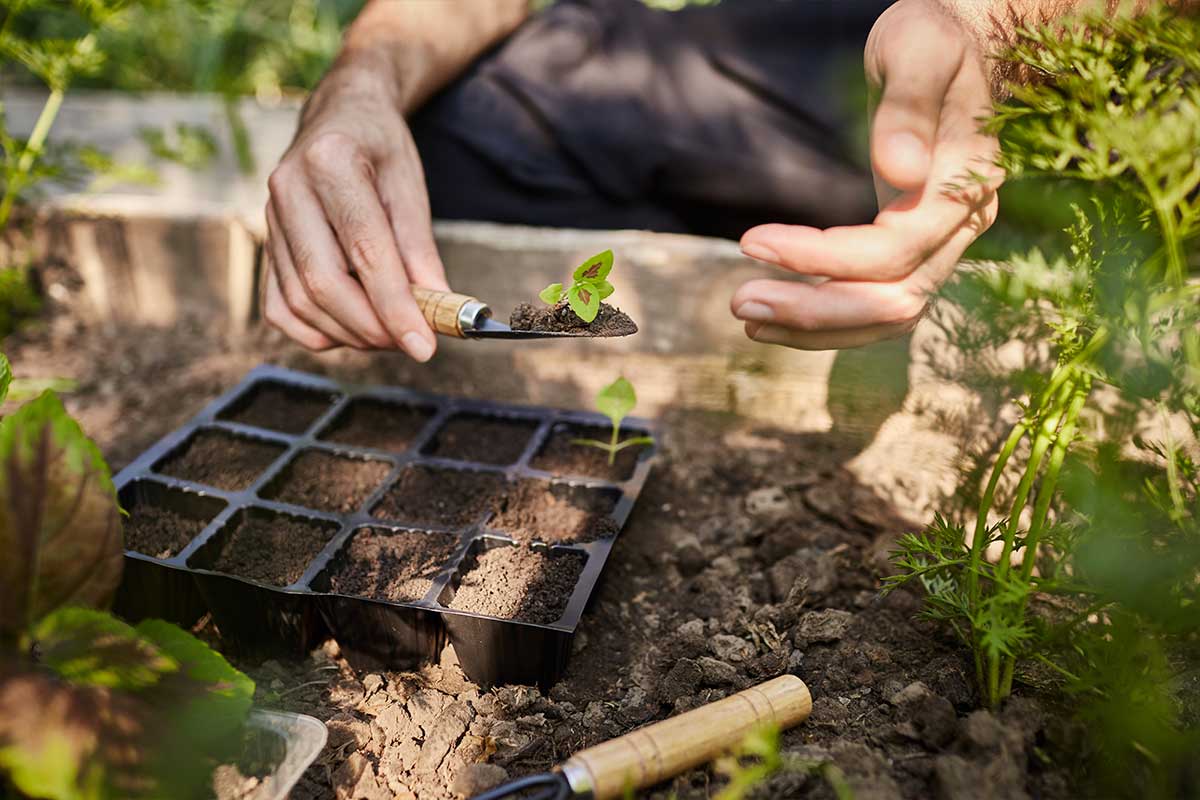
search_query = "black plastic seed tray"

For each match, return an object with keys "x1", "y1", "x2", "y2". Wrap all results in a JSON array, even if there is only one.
[{"x1": 111, "y1": 365, "x2": 656, "y2": 688}]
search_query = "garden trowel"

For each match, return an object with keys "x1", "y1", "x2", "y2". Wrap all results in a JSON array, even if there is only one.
[
  {"x1": 413, "y1": 287, "x2": 618, "y2": 340},
  {"x1": 470, "y1": 674, "x2": 812, "y2": 800}
]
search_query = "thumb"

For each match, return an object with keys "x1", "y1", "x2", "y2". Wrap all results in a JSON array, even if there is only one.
[{"x1": 866, "y1": 4, "x2": 967, "y2": 194}]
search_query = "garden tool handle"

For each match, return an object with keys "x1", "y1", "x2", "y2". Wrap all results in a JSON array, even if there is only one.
[
  {"x1": 412, "y1": 286, "x2": 489, "y2": 338},
  {"x1": 559, "y1": 674, "x2": 812, "y2": 800}
]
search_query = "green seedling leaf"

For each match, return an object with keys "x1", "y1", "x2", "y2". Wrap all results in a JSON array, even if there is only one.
[
  {"x1": 596, "y1": 279, "x2": 615, "y2": 300},
  {"x1": 0, "y1": 391, "x2": 123, "y2": 643},
  {"x1": 567, "y1": 282, "x2": 601, "y2": 323},
  {"x1": 539, "y1": 282, "x2": 564, "y2": 305},
  {"x1": 572, "y1": 249, "x2": 613, "y2": 283},
  {"x1": 0, "y1": 353, "x2": 10, "y2": 405},
  {"x1": 595, "y1": 377, "x2": 637, "y2": 429}
]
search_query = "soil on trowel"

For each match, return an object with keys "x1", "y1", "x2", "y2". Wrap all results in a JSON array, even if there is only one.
[
  {"x1": 205, "y1": 512, "x2": 337, "y2": 587},
  {"x1": 264, "y1": 450, "x2": 391, "y2": 514},
  {"x1": 125, "y1": 505, "x2": 209, "y2": 559},
  {"x1": 219, "y1": 381, "x2": 335, "y2": 434},
  {"x1": 327, "y1": 528, "x2": 460, "y2": 603},
  {"x1": 157, "y1": 430, "x2": 285, "y2": 491},
  {"x1": 371, "y1": 466, "x2": 505, "y2": 529},
  {"x1": 422, "y1": 414, "x2": 538, "y2": 465},
  {"x1": 489, "y1": 480, "x2": 619, "y2": 544},
  {"x1": 509, "y1": 301, "x2": 637, "y2": 337},
  {"x1": 530, "y1": 424, "x2": 649, "y2": 481},
  {"x1": 447, "y1": 544, "x2": 584, "y2": 624},
  {"x1": 319, "y1": 398, "x2": 434, "y2": 452}
]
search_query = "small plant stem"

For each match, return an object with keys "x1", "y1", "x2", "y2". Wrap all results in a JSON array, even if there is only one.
[
  {"x1": 998, "y1": 378, "x2": 1090, "y2": 697},
  {"x1": 0, "y1": 88, "x2": 64, "y2": 229},
  {"x1": 968, "y1": 422, "x2": 1028, "y2": 606}
]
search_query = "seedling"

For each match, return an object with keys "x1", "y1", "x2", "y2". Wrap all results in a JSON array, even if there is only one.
[
  {"x1": 573, "y1": 377, "x2": 654, "y2": 465},
  {"x1": 539, "y1": 249, "x2": 617, "y2": 323}
]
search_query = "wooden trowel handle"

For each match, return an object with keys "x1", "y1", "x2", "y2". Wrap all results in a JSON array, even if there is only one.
[
  {"x1": 412, "y1": 287, "x2": 484, "y2": 338},
  {"x1": 559, "y1": 675, "x2": 812, "y2": 799}
]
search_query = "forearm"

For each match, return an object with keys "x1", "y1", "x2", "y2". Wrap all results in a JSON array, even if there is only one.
[{"x1": 307, "y1": 0, "x2": 530, "y2": 119}]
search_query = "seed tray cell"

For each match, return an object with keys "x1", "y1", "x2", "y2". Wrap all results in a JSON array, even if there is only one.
[{"x1": 112, "y1": 365, "x2": 656, "y2": 688}]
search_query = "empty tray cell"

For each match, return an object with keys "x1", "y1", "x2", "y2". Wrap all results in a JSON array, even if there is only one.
[
  {"x1": 218, "y1": 380, "x2": 337, "y2": 434},
  {"x1": 530, "y1": 423, "x2": 651, "y2": 481},
  {"x1": 318, "y1": 398, "x2": 435, "y2": 452},
  {"x1": 371, "y1": 465, "x2": 504, "y2": 529},
  {"x1": 119, "y1": 480, "x2": 227, "y2": 559},
  {"x1": 189, "y1": 508, "x2": 339, "y2": 587},
  {"x1": 321, "y1": 527, "x2": 459, "y2": 603},
  {"x1": 422, "y1": 413, "x2": 539, "y2": 465},
  {"x1": 489, "y1": 480, "x2": 619, "y2": 544},
  {"x1": 443, "y1": 541, "x2": 585, "y2": 625},
  {"x1": 155, "y1": 429, "x2": 286, "y2": 491},
  {"x1": 261, "y1": 449, "x2": 392, "y2": 514}
]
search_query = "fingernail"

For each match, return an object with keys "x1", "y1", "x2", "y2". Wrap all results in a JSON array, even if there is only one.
[
  {"x1": 741, "y1": 242, "x2": 780, "y2": 263},
  {"x1": 402, "y1": 332, "x2": 435, "y2": 362},
  {"x1": 735, "y1": 301, "x2": 774, "y2": 323}
]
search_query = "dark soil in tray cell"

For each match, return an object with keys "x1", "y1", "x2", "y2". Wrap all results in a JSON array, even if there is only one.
[
  {"x1": 200, "y1": 512, "x2": 337, "y2": 587},
  {"x1": 531, "y1": 424, "x2": 649, "y2": 481},
  {"x1": 156, "y1": 430, "x2": 285, "y2": 491},
  {"x1": 489, "y1": 480, "x2": 619, "y2": 544},
  {"x1": 326, "y1": 528, "x2": 459, "y2": 603},
  {"x1": 371, "y1": 466, "x2": 504, "y2": 528},
  {"x1": 422, "y1": 413, "x2": 538, "y2": 465},
  {"x1": 124, "y1": 505, "x2": 210, "y2": 559},
  {"x1": 219, "y1": 381, "x2": 336, "y2": 434},
  {"x1": 318, "y1": 398, "x2": 434, "y2": 452},
  {"x1": 262, "y1": 450, "x2": 391, "y2": 514},
  {"x1": 447, "y1": 544, "x2": 585, "y2": 625},
  {"x1": 509, "y1": 301, "x2": 638, "y2": 337}
]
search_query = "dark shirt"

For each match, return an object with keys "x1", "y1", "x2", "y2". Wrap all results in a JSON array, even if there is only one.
[{"x1": 412, "y1": 0, "x2": 894, "y2": 239}]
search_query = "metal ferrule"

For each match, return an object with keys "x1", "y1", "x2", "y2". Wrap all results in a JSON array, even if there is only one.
[
  {"x1": 457, "y1": 298, "x2": 491, "y2": 334},
  {"x1": 558, "y1": 761, "x2": 594, "y2": 797}
]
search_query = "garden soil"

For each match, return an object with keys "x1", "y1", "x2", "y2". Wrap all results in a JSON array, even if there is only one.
[
  {"x1": 372, "y1": 467, "x2": 505, "y2": 529},
  {"x1": 424, "y1": 414, "x2": 540, "y2": 465},
  {"x1": 158, "y1": 430, "x2": 285, "y2": 491},
  {"x1": 266, "y1": 451, "x2": 392, "y2": 514},
  {"x1": 530, "y1": 425, "x2": 647, "y2": 482},
  {"x1": 5, "y1": 284, "x2": 1084, "y2": 799},
  {"x1": 509, "y1": 301, "x2": 638, "y2": 337},
  {"x1": 125, "y1": 505, "x2": 206, "y2": 559},
  {"x1": 328, "y1": 529, "x2": 460, "y2": 604},
  {"x1": 448, "y1": 545, "x2": 585, "y2": 625},
  {"x1": 209, "y1": 514, "x2": 337, "y2": 587},
  {"x1": 321, "y1": 400, "x2": 434, "y2": 452}
]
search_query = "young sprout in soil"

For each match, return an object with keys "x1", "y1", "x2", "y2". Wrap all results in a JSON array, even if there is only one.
[
  {"x1": 539, "y1": 249, "x2": 616, "y2": 323},
  {"x1": 573, "y1": 376, "x2": 654, "y2": 465}
]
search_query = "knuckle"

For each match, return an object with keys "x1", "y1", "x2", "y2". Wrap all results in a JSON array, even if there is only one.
[
  {"x1": 266, "y1": 166, "x2": 293, "y2": 196},
  {"x1": 346, "y1": 234, "x2": 384, "y2": 275},
  {"x1": 303, "y1": 270, "x2": 338, "y2": 306},
  {"x1": 879, "y1": 286, "x2": 928, "y2": 326},
  {"x1": 302, "y1": 132, "x2": 359, "y2": 173}
]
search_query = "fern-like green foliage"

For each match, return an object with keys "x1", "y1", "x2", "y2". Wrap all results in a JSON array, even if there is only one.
[{"x1": 890, "y1": 6, "x2": 1200, "y2": 796}]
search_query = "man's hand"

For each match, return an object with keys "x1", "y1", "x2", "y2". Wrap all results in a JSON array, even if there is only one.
[
  {"x1": 731, "y1": 0, "x2": 1002, "y2": 350},
  {"x1": 264, "y1": 69, "x2": 446, "y2": 359},
  {"x1": 263, "y1": 0, "x2": 528, "y2": 359}
]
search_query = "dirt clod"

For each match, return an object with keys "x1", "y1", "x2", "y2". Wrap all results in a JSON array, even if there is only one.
[{"x1": 508, "y1": 301, "x2": 637, "y2": 337}]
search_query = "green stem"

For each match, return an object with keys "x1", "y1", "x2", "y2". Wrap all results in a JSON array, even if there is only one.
[
  {"x1": 0, "y1": 88, "x2": 64, "y2": 230},
  {"x1": 608, "y1": 423, "x2": 619, "y2": 466},
  {"x1": 999, "y1": 378, "x2": 1090, "y2": 697},
  {"x1": 968, "y1": 421, "x2": 1028, "y2": 607}
]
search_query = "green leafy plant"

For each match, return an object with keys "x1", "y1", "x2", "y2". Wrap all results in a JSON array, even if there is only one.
[
  {"x1": 539, "y1": 249, "x2": 617, "y2": 323},
  {"x1": 711, "y1": 725, "x2": 854, "y2": 800},
  {"x1": 573, "y1": 377, "x2": 655, "y2": 465},
  {"x1": 0, "y1": 354, "x2": 255, "y2": 799},
  {"x1": 886, "y1": 6, "x2": 1199, "y2": 794}
]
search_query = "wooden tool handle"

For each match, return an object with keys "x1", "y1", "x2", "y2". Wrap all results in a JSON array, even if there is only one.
[
  {"x1": 560, "y1": 675, "x2": 811, "y2": 799},
  {"x1": 411, "y1": 286, "x2": 481, "y2": 338}
]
